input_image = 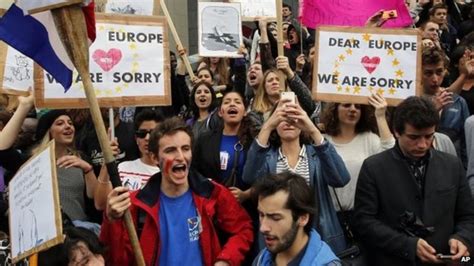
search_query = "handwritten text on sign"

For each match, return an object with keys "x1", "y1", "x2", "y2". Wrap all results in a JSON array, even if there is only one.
[
  {"x1": 9, "y1": 143, "x2": 60, "y2": 261},
  {"x1": 313, "y1": 27, "x2": 420, "y2": 105}
]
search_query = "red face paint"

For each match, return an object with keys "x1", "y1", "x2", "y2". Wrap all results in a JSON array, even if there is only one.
[{"x1": 162, "y1": 159, "x2": 173, "y2": 177}]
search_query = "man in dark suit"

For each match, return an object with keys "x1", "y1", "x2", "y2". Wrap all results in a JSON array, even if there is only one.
[{"x1": 354, "y1": 96, "x2": 474, "y2": 266}]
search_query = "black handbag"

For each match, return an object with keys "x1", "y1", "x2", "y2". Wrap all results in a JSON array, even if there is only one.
[{"x1": 332, "y1": 188, "x2": 369, "y2": 266}]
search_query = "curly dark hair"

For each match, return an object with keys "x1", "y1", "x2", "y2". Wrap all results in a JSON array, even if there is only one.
[
  {"x1": 321, "y1": 102, "x2": 378, "y2": 136},
  {"x1": 422, "y1": 45, "x2": 449, "y2": 67},
  {"x1": 392, "y1": 96, "x2": 439, "y2": 134}
]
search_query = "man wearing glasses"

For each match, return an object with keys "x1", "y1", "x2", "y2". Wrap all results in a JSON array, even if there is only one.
[{"x1": 94, "y1": 108, "x2": 163, "y2": 211}]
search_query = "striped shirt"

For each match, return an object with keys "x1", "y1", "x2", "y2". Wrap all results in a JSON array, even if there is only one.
[{"x1": 276, "y1": 145, "x2": 311, "y2": 184}]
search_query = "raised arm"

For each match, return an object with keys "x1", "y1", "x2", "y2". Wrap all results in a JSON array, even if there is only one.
[{"x1": 0, "y1": 91, "x2": 34, "y2": 150}]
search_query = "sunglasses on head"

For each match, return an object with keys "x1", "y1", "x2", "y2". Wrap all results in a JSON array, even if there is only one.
[{"x1": 135, "y1": 129, "x2": 153, "y2": 138}]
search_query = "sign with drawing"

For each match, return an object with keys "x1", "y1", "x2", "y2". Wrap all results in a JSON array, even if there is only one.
[
  {"x1": 198, "y1": 2, "x2": 243, "y2": 58},
  {"x1": 313, "y1": 26, "x2": 421, "y2": 106},
  {"x1": 229, "y1": 0, "x2": 276, "y2": 21},
  {"x1": 0, "y1": 43, "x2": 34, "y2": 95},
  {"x1": 34, "y1": 13, "x2": 171, "y2": 108},
  {"x1": 9, "y1": 141, "x2": 63, "y2": 264},
  {"x1": 105, "y1": 0, "x2": 160, "y2": 15}
]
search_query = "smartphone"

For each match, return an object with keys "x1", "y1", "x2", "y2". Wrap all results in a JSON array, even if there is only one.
[
  {"x1": 436, "y1": 254, "x2": 454, "y2": 261},
  {"x1": 382, "y1": 10, "x2": 398, "y2": 19},
  {"x1": 281, "y1": 91, "x2": 295, "y2": 104}
]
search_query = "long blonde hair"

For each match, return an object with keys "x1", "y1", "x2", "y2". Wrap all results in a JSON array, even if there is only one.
[
  {"x1": 252, "y1": 69, "x2": 280, "y2": 114},
  {"x1": 200, "y1": 57, "x2": 229, "y2": 86}
]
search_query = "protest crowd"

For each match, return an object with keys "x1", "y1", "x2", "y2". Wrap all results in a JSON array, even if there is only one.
[{"x1": 1, "y1": 0, "x2": 474, "y2": 265}]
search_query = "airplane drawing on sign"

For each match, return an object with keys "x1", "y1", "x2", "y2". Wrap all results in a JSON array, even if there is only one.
[{"x1": 207, "y1": 26, "x2": 238, "y2": 49}]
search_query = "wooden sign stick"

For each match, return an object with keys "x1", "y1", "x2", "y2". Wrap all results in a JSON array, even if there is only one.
[
  {"x1": 51, "y1": 5, "x2": 145, "y2": 266},
  {"x1": 276, "y1": 0, "x2": 286, "y2": 90},
  {"x1": 160, "y1": 0, "x2": 195, "y2": 80}
]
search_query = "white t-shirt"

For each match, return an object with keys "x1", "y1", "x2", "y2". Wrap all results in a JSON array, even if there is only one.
[
  {"x1": 118, "y1": 159, "x2": 160, "y2": 191},
  {"x1": 325, "y1": 132, "x2": 395, "y2": 211}
]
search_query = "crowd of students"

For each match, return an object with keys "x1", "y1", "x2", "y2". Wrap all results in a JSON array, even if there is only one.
[{"x1": 0, "y1": 0, "x2": 474, "y2": 265}]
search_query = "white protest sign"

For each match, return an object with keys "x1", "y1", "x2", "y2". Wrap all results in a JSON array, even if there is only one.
[
  {"x1": 0, "y1": 43, "x2": 34, "y2": 95},
  {"x1": 313, "y1": 27, "x2": 421, "y2": 106},
  {"x1": 105, "y1": 0, "x2": 159, "y2": 15},
  {"x1": 9, "y1": 141, "x2": 63, "y2": 263},
  {"x1": 35, "y1": 13, "x2": 171, "y2": 108},
  {"x1": 198, "y1": 2, "x2": 243, "y2": 58},
  {"x1": 229, "y1": 0, "x2": 276, "y2": 21}
]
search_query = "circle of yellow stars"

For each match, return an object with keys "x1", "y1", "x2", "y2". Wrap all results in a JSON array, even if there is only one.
[
  {"x1": 75, "y1": 24, "x2": 140, "y2": 97},
  {"x1": 333, "y1": 33, "x2": 404, "y2": 97}
]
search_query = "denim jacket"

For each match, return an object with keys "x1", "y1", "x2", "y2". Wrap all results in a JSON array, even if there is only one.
[{"x1": 242, "y1": 139, "x2": 351, "y2": 254}]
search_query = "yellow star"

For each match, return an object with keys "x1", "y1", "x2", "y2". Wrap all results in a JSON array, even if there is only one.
[
  {"x1": 387, "y1": 48, "x2": 394, "y2": 56},
  {"x1": 395, "y1": 69, "x2": 404, "y2": 78},
  {"x1": 129, "y1": 43, "x2": 137, "y2": 50},
  {"x1": 133, "y1": 62, "x2": 139, "y2": 67},
  {"x1": 362, "y1": 33, "x2": 371, "y2": 42},
  {"x1": 345, "y1": 86, "x2": 351, "y2": 93},
  {"x1": 346, "y1": 48, "x2": 353, "y2": 55},
  {"x1": 119, "y1": 28, "x2": 125, "y2": 33},
  {"x1": 104, "y1": 89, "x2": 112, "y2": 96},
  {"x1": 115, "y1": 86, "x2": 123, "y2": 93},
  {"x1": 334, "y1": 62, "x2": 340, "y2": 68},
  {"x1": 98, "y1": 25, "x2": 105, "y2": 31},
  {"x1": 108, "y1": 27, "x2": 115, "y2": 31},
  {"x1": 133, "y1": 53, "x2": 139, "y2": 59},
  {"x1": 392, "y1": 58, "x2": 400, "y2": 66},
  {"x1": 337, "y1": 85, "x2": 343, "y2": 92},
  {"x1": 124, "y1": 84, "x2": 129, "y2": 88},
  {"x1": 338, "y1": 54, "x2": 346, "y2": 61},
  {"x1": 333, "y1": 70, "x2": 340, "y2": 76},
  {"x1": 353, "y1": 86, "x2": 361, "y2": 94},
  {"x1": 377, "y1": 88, "x2": 385, "y2": 95},
  {"x1": 388, "y1": 88, "x2": 396, "y2": 95},
  {"x1": 368, "y1": 86, "x2": 374, "y2": 93},
  {"x1": 95, "y1": 89, "x2": 102, "y2": 96}
]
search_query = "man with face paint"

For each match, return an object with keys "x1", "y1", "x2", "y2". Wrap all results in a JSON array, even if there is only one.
[
  {"x1": 253, "y1": 172, "x2": 340, "y2": 265},
  {"x1": 100, "y1": 117, "x2": 253, "y2": 266}
]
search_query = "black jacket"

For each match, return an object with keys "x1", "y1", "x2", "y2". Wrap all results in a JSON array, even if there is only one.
[{"x1": 354, "y1": 147, "x2": 474, "y2": 266}]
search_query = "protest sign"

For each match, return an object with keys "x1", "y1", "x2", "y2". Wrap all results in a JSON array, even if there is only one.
[
  {"x1": 0, "y1": 42, "x2": 34, "y2": 95},
  {"x1": 198, "y1": 2, "x2": 243, "y2": 58},
  {"x1": 34, "y1": 13, "x2": 171, "y2": 108},
  {"x1": 15, "y1": 0, "x2": 82, "y2": 14},
  {"x1": 105, "y1": 0, "x2": 160, "y2": 16},
  {"x1": 229, "y1": 0, "x2": 276, "y2": 21},
  {"x1": 9, "y1": 141, "x2": 63, "y2": 264},
  {"x1": 299, "y1": 0, "x2": 412, "y2": 29},
  {"x1": 313, "y1": 26, "x2": 421, "y2": 106}
]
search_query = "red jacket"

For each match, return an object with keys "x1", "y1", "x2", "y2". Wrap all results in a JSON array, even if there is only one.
[{"x1": 100, "y1": 170, "x2": 254, "y2": 265}]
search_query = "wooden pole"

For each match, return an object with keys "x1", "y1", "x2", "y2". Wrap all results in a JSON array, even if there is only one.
[
  {"x1": 160, "y1": 0, "x2": 195, "y2": 79},
  {"x1": 51, "y1": 6, "x2": 145, "y2": 266},
  {"x1": 276, "y1": 0, "x2": 286, "y2": 91}
]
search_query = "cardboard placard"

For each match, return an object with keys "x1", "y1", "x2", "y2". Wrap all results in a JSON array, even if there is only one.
[
  {"x1": 9, "y1": 141, "x2": 63, "y2": 264},
  {"x1": 34, "y1": 13, "x2": 171, "y2": 109},
  {"x1": 312, "y1": 26, "x2": 421, "y2": 106},
  {"x1": 198, "y1": 2, "x2": 243, "y2": 58},
  {"x1": 0, "y1": 42, "x2": 34, "y2": 96},
  {"x1": 229, "y1": 0, "x2": 276, "y2": 21}
]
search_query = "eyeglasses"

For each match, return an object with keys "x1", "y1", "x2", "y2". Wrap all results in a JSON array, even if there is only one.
[{"x1": 135, "y1": 129, "x2": 153, "y2": 138}]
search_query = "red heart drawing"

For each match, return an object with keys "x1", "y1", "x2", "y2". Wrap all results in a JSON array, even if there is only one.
[
  {"x1": 360, "y1": 56, "x2": 381, "y2": 74},
  {"x1": 92, "y1": 48, "x2": 122, "y2": 72}
]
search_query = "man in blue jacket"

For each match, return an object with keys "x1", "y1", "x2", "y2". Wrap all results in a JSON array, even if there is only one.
[{"x1": 252, "y1": 172, "x2": 340, "y2": 266}]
